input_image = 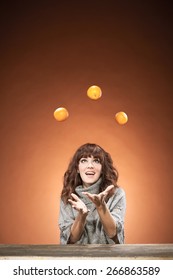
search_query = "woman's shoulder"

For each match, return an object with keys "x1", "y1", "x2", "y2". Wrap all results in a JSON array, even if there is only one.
[
  {"x1": 115, "y1": 186, "x2": 126, "y2": 196},
  {"x1": 112, "y1": 186, "x2": 126, "y2": 202},
  {"x1": 107, "y1": 186, "x2": 126, "y2": 208}
]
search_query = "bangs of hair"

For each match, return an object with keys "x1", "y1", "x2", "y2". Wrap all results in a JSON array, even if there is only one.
[{"x1": 76, "y1": 143, "x2": 105, "y2": 163}]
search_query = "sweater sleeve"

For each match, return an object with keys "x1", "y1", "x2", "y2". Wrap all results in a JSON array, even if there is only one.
[
  {"x1": 107, "y1": 187, "x2": 126, "y2": 244},
  {"x1": 58, "y1": 199, "x2": 75, "y2": 244}
]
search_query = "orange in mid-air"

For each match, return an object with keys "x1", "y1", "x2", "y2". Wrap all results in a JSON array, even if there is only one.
[
  {"x1": 115, "y1": 111, "x2": 128, "y2": 125},
  {"x1": 87, "y1": 85, "x2": 102, "y2": 100},
  {"x1": 53, "y1": 107, "x2": 69, "y2": 122}
]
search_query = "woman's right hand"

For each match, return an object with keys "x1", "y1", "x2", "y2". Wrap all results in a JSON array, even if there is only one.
[{"x1": 68, "y1": 193, "x2": 89, "y2": 214}]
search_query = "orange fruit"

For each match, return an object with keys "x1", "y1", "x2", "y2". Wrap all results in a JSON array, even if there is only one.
[
  {"x1": 115, "y1": 111, "x2": 128, "y2": 125},
  {"x1": 54, "y1": 107, "x2": 69, "y2": 122},
  {"x1": 87, "y1": 85, "x2": 102, "y2": 100}
]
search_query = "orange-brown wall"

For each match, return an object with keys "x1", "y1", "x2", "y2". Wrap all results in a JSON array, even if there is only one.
[{"x1": 1, "y1": 2, "x2": 172, "y2": 244}]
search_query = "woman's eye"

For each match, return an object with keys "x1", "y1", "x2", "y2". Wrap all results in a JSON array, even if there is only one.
[
  {"x1": 80, "y1": 159, "x2": 87, "y2": 163},
  {"x1": 94, "y1": 159, "x2": 100, "y2": 164}
]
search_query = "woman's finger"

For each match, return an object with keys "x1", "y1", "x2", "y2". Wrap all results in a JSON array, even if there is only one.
[{"x1": 71, "y1": 193, "x2": 80, "y2": 201}]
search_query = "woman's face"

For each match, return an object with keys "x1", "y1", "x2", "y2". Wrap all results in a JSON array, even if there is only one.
[{"x1": 78, "y1": 155, "x2": 102, "y2": 188}]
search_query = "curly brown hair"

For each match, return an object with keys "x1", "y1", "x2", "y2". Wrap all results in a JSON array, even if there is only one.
[{"x1": 61, "y1": 143, "x2": 119, "y2": 203}]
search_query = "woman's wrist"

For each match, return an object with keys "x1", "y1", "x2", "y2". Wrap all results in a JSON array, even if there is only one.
[
  {"x1": 96, "y1": 201, "x2": 107, "y2": 212},
  {"x1": 79, "y1": 208, "x2": 90, "y2": 215}
]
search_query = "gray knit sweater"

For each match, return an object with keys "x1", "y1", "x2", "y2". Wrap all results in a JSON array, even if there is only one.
[{"x1": 58, "y1": 179, "x2": 126, "y2": 244}]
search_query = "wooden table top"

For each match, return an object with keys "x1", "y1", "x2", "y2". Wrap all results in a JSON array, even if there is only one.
[{"x1": 0, "y1": 244, "x2": 173, "y2": 259}]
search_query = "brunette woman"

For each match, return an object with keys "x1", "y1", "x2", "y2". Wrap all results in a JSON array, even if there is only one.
[{"x1": 58, "y1": 143, "x2": 126, "y2": 244}]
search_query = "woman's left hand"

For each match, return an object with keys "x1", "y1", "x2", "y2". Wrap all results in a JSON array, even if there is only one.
[{"x1": 82, "y1": 185, "x2": 115, "y2": 208}]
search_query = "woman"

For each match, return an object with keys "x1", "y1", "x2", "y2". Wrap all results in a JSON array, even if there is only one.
[{"x1": 58, "y1": 143, "x2": 126, "y2": 244}]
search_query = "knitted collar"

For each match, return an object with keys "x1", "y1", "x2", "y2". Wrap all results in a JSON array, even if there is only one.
[{"x1": 75, "y1": 178, "x2": 102, "y2": 206}]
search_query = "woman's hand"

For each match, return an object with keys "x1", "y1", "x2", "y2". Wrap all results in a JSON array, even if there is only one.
[
  {"x1": 68, "y1": 193, "x2": 89, "y2": 214},
  {"x1": 82, "y1": 185, "x2": 115, "y2": 208}
]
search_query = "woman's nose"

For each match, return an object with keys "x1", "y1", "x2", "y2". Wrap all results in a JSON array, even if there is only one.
[{"x1": 87, "y1": 161, "x2": 94, "y2": 167}]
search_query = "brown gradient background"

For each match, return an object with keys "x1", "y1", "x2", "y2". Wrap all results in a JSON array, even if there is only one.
[{"x1": 1, "y1": 1, "x2": 173, "y2": 244}]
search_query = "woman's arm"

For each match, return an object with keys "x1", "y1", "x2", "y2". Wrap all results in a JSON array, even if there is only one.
[
  {"x1": 68, "y1": 193, "x2": 89, "y2": 243},
  {"x1": 96, "y1": 201, "x2": 117, "y2": 239}
]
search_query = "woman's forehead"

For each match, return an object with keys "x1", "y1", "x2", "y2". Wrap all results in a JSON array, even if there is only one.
[
  {"x1": 79, "y1": 152, "x2": 103, "y2": 161},
  {"x1": 80, "y1": 155, "x2": 99, "y2": 158}
]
